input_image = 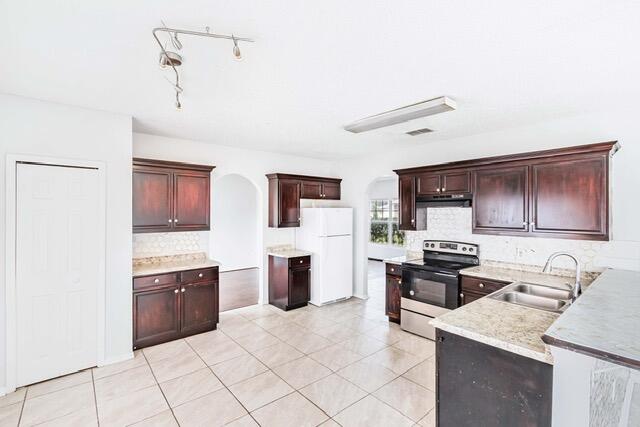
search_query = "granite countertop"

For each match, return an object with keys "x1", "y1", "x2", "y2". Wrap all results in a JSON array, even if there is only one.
[
  {"x1": 267, "y1": 249, "x2": 313, "y2": 259},
  {"x1": 133, "y1": 253, "x2": 220, "y2": 277},
  {"x1": 460, "y1": 264, "x2": 597, "y2": 289},
  {"x1": 431, "y1": 263, "x2": 600, "y2": 364},
  {"x1": 543, "y1": 269, "x2": 640, "y2": 369}
]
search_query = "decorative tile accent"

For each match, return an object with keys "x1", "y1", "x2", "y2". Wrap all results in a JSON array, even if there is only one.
[
  {"x1": 133, "y1": 231, "x2": 209, "y2": 258},
  {"x1": 404, "y1": 207, "x2": 640, "y2": 272}
]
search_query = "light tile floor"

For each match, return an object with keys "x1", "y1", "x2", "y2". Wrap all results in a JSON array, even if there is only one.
[{"x1": 4, "y1": 261, "x2": 436, "y2": 426}]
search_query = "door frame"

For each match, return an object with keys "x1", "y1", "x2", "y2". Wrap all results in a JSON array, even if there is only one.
[{"x1": 4, "y1": 154, "x2": 107, "y2": 392}]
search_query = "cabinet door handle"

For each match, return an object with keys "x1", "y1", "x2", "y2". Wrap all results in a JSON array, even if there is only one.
[
  {"x1": 174, "y1": 219, "x2": 179, "y2": 223},
  {"x1": 523, "y1": 221, "x2": 528, "y2": 226},
  {"x1": 478, "y1": 283, "x2": 484, "y2": 289},
  {"x1": 436, "y1": 188, "x2": 440, "y2": 192},
  {"x1": 181, "y1": 287, "x2": 186, "y2": 292},
  {"x1": 299, "y1": 260, "x2": 303, "y2": 264},
  {"x1": 390, "y1": 268, "x2": 395, "y2": 272},
  {"x1": 174, "y1": 289, "x2": 179, "y2": 294},
  {"x1": 198, "y1": 273, "x2": 203, "y2": 278},
  {"x1": 530, "y1": 222, "x2": 535, "y2": 229},
  {"x1": 154, "y1": 278, "x2": 160, "y2": 284},
  {"x1": 168, "y1": 219, "x2": 173, "y2": 223},
  {"x1": 442, "y1": 187, "x2": 446, "y2": 192},
  {"x1": 460, "y1": 292, "x2": 465, "y2": 304}
]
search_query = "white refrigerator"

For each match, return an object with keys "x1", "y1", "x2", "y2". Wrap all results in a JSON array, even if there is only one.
[{"x1": 295, "y1": 208, "x2": 353, "y2": 306}]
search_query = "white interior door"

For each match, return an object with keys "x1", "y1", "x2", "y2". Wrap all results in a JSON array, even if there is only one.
[{"x1": 16, "y1": 163, "x2": 100, "y2": 386}]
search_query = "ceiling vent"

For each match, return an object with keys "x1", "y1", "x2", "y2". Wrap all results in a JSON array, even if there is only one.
[
  {"x1": 344, "y1": 96, "x2": 456, "y2": 133},
  {"x1": 406, "y1": 127, "x2": 434, "y2": 136}
]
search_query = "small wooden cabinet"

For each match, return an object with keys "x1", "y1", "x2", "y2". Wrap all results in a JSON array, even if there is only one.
[
  {"x1": 269, "y1": 255, "x2": 311, "y2": 310},
  {"x1": 385, "y1": 263, "x2": 402, "y2": 323},
  {"x1": 459, "y1": 275, "x2": 509, "y2": 305},
  {"x1": 133, "y1": 266, "x2": 219, "y2": 349},
  {"x1": 398, "y1": 175, "x2": 416, "y2": 231},
  {"x1": 133, "y1": 158, "x2": 214, "y2": 233},
  {"x1": 267, "y1": 174, "x2": 342, "y2": 228},
  {"x1": 417, "y1": 171, "x2": 470, "y2": 195}
]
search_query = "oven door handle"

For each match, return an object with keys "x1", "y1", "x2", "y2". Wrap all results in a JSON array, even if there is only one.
[{"x1": 433, "y1": 272, "x2": 457, "y2": 278}]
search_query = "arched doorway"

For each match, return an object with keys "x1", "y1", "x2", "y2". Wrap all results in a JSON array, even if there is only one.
[{"x1": 211, "y1": 174, "x2": 261, "y2": 311}]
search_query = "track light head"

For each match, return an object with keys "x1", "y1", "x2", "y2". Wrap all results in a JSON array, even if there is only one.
[
  {"x1": 159, "y1": 51, "x2": 183, "y2": 68},
  {"x1": 232, "y1": 35, "x2": 242, "y2": 61}
]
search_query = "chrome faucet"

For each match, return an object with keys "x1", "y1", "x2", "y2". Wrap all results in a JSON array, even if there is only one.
[{"x1": 543, "y1": 252, "x2": 582, "y2": 301}]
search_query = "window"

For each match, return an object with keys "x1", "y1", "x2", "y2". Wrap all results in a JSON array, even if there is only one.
[{"x1": 370, "y1": 199, "x2": 404, "y2": 246}]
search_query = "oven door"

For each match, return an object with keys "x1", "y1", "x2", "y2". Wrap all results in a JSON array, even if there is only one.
[{"x1": 401, "y1": 266, "x2": 459, "y2": 310}]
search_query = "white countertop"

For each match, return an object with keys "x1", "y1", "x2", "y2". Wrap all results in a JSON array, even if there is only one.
[
  {"x1": 267, "y1": 249, "x2": 313, "y2": 259},
  {"x1": 543, "y1": 269, "x2": 640, "y2": 369}
]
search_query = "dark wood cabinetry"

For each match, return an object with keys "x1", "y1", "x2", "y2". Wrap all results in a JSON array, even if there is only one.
[
  {"x1": 398, "y1": 175, "x2": 416, "y2": 231},
  {"x1": 459, "y1": 275, "x2": 509, "y2": 305},
  {"x1": 133, "y1": 158, "x2": 214, "y2": 233},
  {"x1": 267, "y1": 174, "x2": 342, "y2": 228},
  {"x1": 132, "y1": 266, "x2": 219, "y2": 349},
  {"x1": 395, "y1": 141, "x2": 618, "y2": 241},
  {"x1": 385, "y1": 263, "x2": 402, "y2": 323},
  {"x1": 436, "y1": 329, "x2": 552, "y2": 427},
  {"x1": 472, "y1": 165, "x2": 529, "y2": 234},
  {"x1": 269, "y1": 255, "x2": 311, "y2": 310},
  {"x1": 417, "y1": 171, "x2": 470, "y2": 195}
]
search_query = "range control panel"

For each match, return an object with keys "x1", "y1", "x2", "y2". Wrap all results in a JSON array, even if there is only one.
[{"x1": 423, "y1": 240, "x2": 479, "y2": 255}]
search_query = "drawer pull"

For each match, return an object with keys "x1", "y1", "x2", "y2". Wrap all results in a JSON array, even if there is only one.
[
  {"x1": 181, "y1": 288, "x2": 186, "y2": 292},
  {"x1": 154, "y1": 278, "x2": 160, "y2": 284},
  {"x1": 300, "y1": 260, "x2": 303, "y2": 264},
  {"x1": 198, "y1": 273, "x2": 203, "y2": 278},
  {"x1": 478, "y1": 283, "x2": 485, "y2": 289},
  {"x1": 390, "y1": 268, "x2": 395, "y2": 272},
  {"x1": 174, "y1": 289, "x2": 179, "y2": 294}
]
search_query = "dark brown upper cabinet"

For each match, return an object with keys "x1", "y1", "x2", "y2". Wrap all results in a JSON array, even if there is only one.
[
  {"x1": 472, "y1": 165, "x2": 529, "y2": 234},
  {"x1": 267, "y1": 173, "x2": 342, "y2": 228},
  {"x1": 395, "y1": 141, "x2": 618, "y2": 241},
  {"x1": 398, "y1": 175, "x2": 416, "y2": 231},
  {"x1": 133, "y1": 158, "x2": 215, "y2": 233},
  {"x1": 530, "y1": 154, "x2": 608, "y2": 239},
  {"x1": 416, "y1": 171, "x2": 470, "y2": 196}
]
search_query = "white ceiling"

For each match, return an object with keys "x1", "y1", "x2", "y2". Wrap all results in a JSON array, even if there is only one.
[{"x1": 2, "y1": 1, "x2": 639, "y2": 159}]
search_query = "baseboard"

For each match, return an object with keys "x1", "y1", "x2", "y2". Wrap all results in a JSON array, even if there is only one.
[
  {"x1": 352, "y1": 293, "x2": 369, "y2": 300},
  {"x1": 98, "y1": 351, "x2": 134, "y2": 367}
]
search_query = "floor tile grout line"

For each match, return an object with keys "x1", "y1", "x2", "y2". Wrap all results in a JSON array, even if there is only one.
[
  {"x1": 90, "y1": 369, "x2": 100, "y2": 426},
  {"x1": 182, "y1": 335, "x2": 259, "y2": 426},
  {"x1": 139, "y1": 349, "x2": 180, "y2": 427},
  {"x1": 16, "y1": 387, "x2": 28, "y2": 426}
]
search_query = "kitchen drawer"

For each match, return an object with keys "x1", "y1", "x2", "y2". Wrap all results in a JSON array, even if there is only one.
[
  {"x1": 460, "y1": 290, "x2": 485, "y2": 306},
  {"x1": 134, "y1": 272, "x2": 180, "y2": 291},
  {"x1": 385, "y1": 263, "x2": 402, "y2": 277},
  {"x1": 460, "y1": 275, "x2": 509, "y2": 295},
  {"x1": 181, "y1": 267, "x2": 218, "y2": 284},
  {"x1": 289, "y1": 256, "x2": 311, "y2": 268}
]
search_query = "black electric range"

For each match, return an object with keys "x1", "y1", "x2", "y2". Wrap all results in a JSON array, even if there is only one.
[{"x1": 400, "y1": 240, "x2": 479, "y2": 340}]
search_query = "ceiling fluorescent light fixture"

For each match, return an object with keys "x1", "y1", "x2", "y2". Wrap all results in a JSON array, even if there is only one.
[{"x1": 344, "y1": 96, "x2": 456, "y2": 133}]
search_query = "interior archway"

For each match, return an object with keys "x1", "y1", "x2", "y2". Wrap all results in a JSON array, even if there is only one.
[{"x1": 211, "y1": 173, "x2": 261, "y2": 311}]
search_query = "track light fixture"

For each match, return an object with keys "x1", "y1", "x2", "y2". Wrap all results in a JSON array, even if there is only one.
[{"x1": 152, "y1": 22, "x2": 254, "y2": 109}]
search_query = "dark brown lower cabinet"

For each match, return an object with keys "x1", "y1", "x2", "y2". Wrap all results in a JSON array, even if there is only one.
[
  {"x1": 133, "y1": 286, "x2": 181, "y2": 349},
  {"x1": 269, "y1": 255, "x2": 311, "y2": 311},
  {"x1": 436, "y1": 329, "x2": 552, "y2": 427},
  {"x1": 460, "y1": 275, "x2": 510, "y2": 305},
  {"x1": 385, "y1": 263, "x2": 402, "y2": 323},
  {"x1": 133, "y1": 266, "x2": 219, "y2": 350}
]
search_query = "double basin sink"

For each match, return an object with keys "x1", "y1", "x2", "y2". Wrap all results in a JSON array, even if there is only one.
[{"x1": 489, "y1": 282, "x2": 573, "y2": 313}]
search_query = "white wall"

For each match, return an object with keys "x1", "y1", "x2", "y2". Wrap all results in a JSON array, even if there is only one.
[
  {"x1": 0, "y1": 94, "x2": 132, "y2": 389},
  {"x1": 211, "y1": 174, "x2": 259, "y2": 272},
  {"x1": 337, "y1": 109, "x2": 640, "y2": 298},
  {"x1": 367, "y1": 177, "x2": 405, "y2": 260},
  {"x1": 133, "y1": 132, "x2": 342, "y2": 303}
]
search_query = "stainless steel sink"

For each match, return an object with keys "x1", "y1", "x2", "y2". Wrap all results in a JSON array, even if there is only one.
[
  {"x1": 489, "y1": 282, "x2": 572, "y2": 313},
  {"x1": 510, "y1": 283, "x2": 572, "y2": 300}
]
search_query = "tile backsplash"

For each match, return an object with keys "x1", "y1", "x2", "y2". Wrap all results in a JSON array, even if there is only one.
[
  {"x1": 133, "y1": 231, "x2": 209, "y2": 259},
  {"x1": 405, "y1": 208, "x2": 640, "y2": 272}
]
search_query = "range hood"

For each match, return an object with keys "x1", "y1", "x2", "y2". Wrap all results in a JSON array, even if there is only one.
[{"x1": 416, "y1": 193, "x2": 472, "y2": 208}]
